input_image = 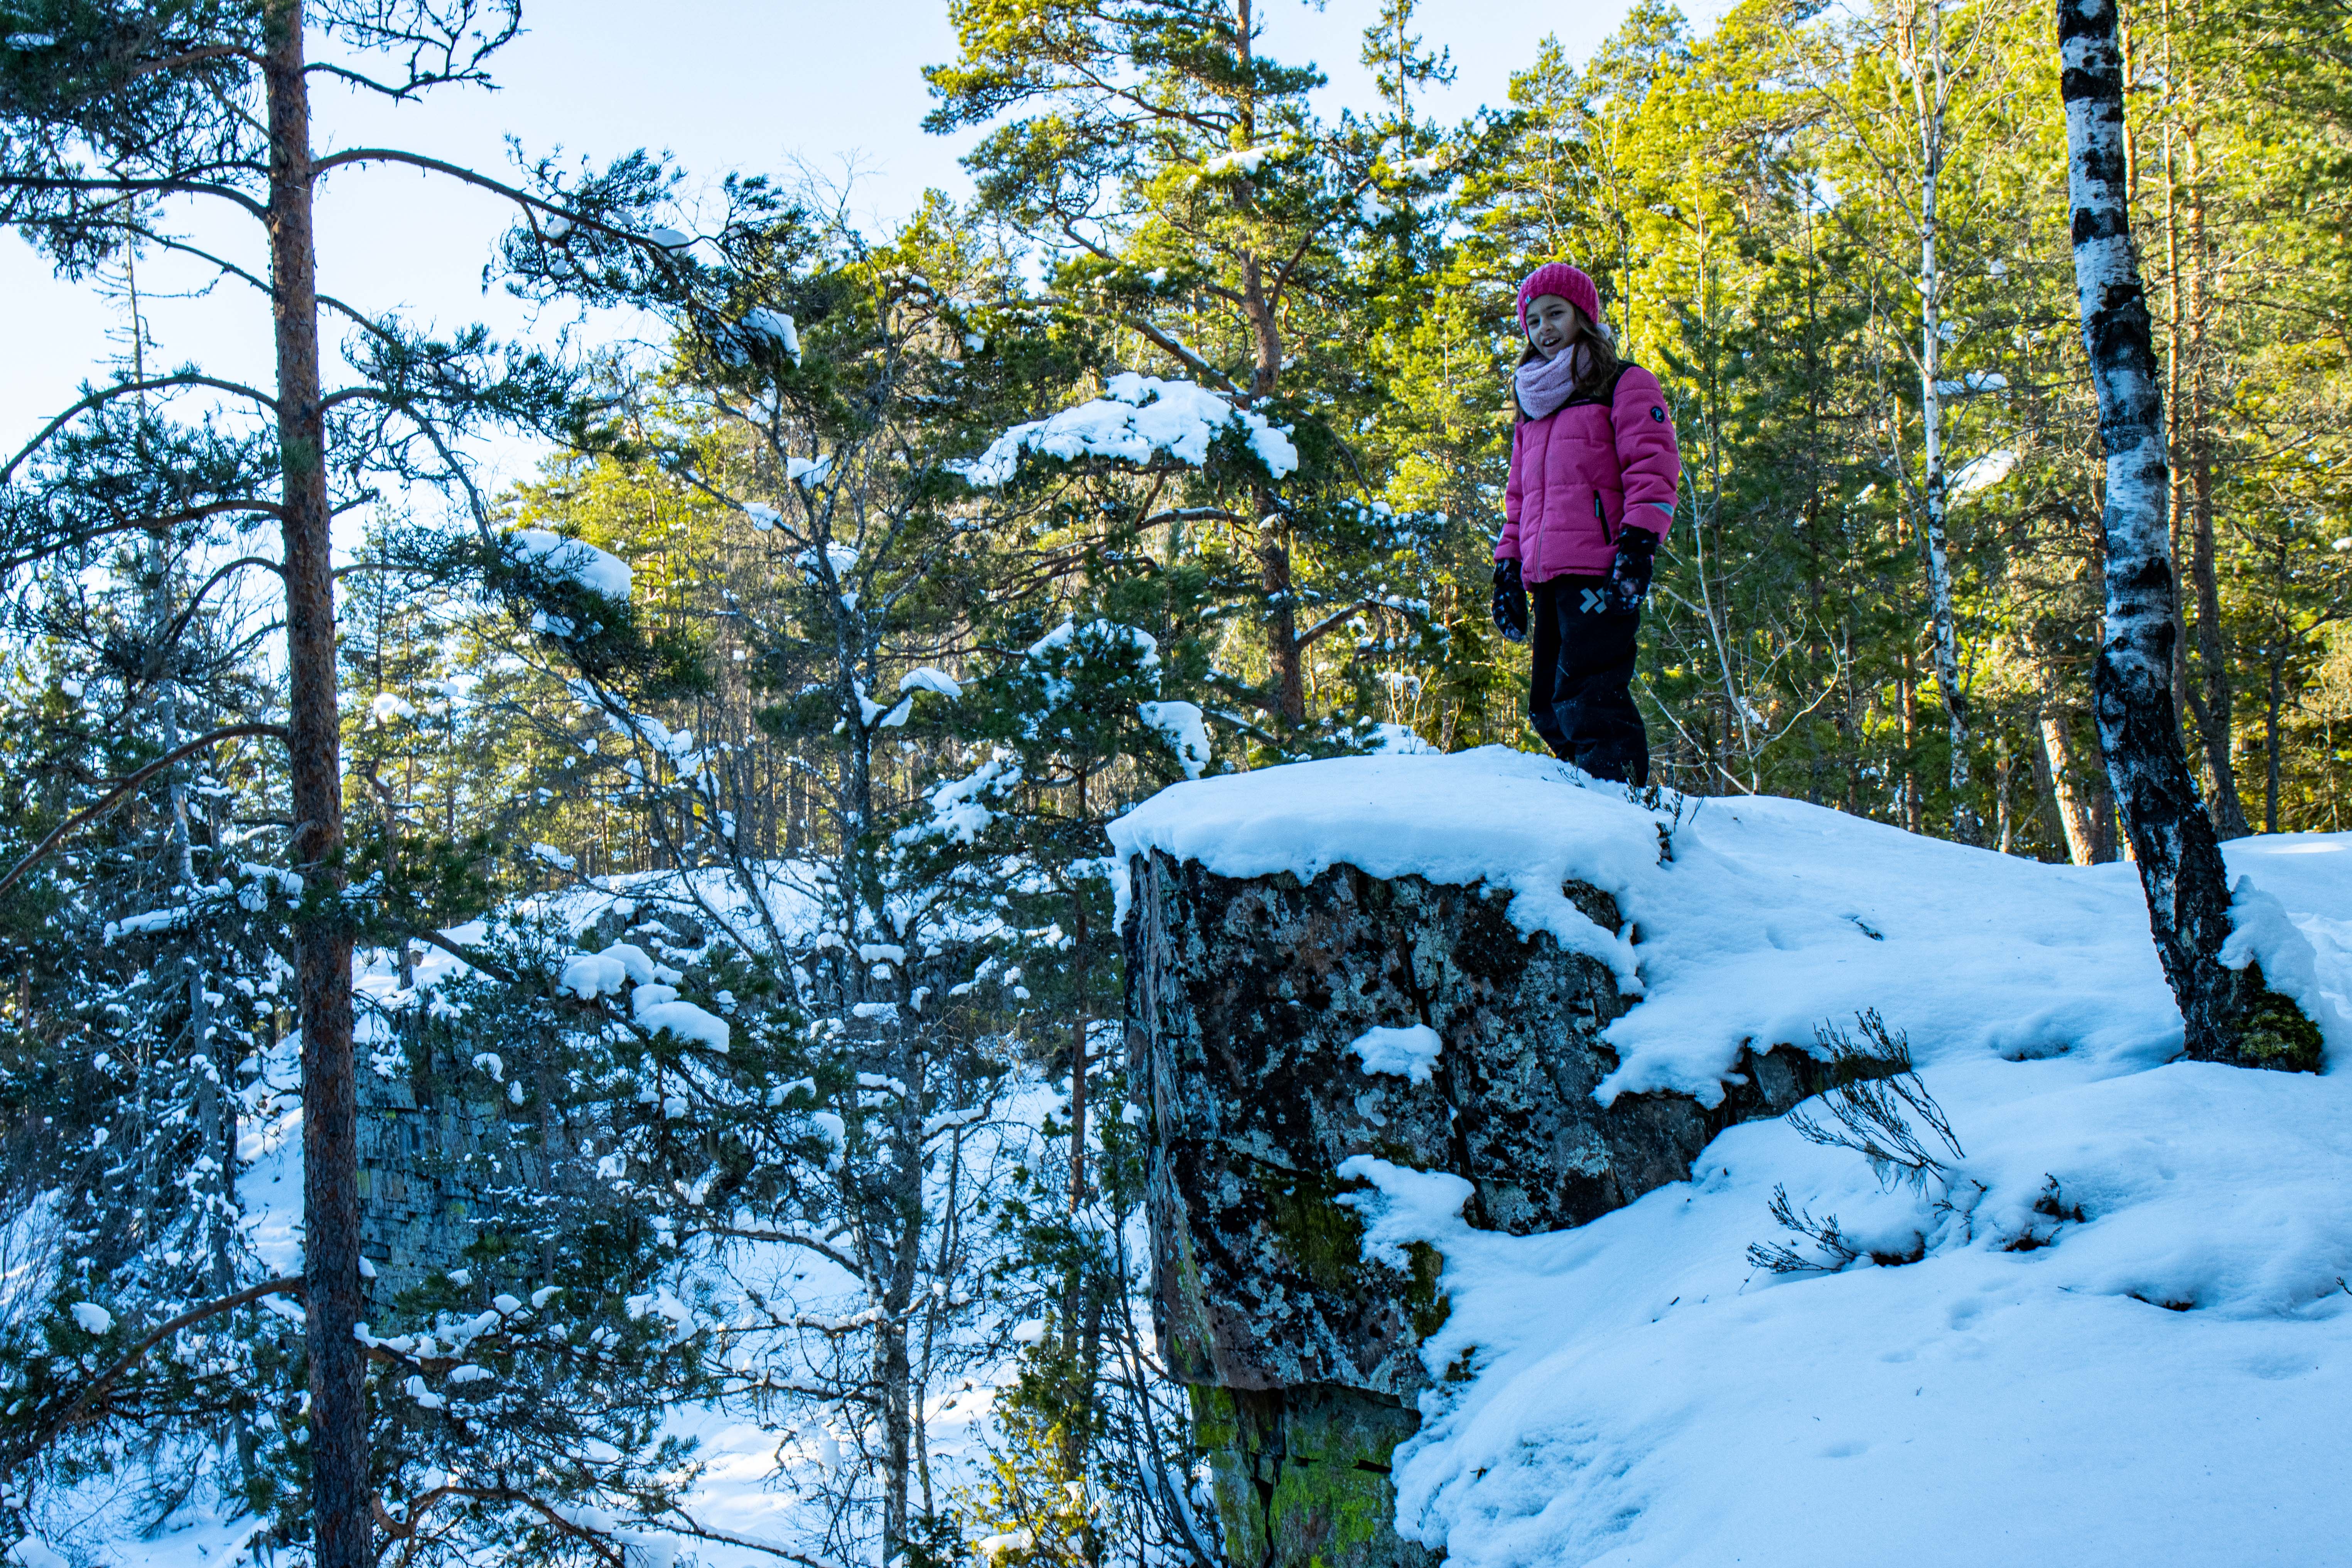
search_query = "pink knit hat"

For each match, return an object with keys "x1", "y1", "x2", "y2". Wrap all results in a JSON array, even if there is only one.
[{"x1": 1517, "y1": 262, "x2": 1601, "y2": 334}]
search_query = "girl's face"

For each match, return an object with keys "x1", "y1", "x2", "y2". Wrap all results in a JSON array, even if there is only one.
[{"x1": 1525, "y1": 294, "x2": 1582, "y2": 360}]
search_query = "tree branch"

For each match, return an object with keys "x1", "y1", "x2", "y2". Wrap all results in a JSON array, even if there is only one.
[
  {"x1": 21, "y1": 1274, "x2": 302, "y2": 1459},
  {"x1": 2, "y1": 375, "x2": 281, "y2": 483},
  {"x1": 0, "y1": 723, "x2": 289, "y2": 900}
]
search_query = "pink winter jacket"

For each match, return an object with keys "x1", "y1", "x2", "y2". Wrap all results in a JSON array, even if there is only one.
[{"x1": 1497, "y1": 362, "x2": 1682, "y2": 583}]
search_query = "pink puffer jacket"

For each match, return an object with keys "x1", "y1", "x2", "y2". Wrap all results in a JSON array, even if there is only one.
[{"x1": 1497, "y1": 362, "x2": 1682, "y2": 582}]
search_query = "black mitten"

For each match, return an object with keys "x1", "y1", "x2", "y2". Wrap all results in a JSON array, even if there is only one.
[
  {"x1": 1492, "y1": 559, "x2": 1529, "y2": 644},
  {"x1": 1608, "y1": 527, "x2": 1658, "y2": 613}
]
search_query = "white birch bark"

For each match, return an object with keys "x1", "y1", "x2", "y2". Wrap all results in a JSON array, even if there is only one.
[
  {"x1": 2060, "y1": 0, "x2": 2315, "y2": 1067},
  {"x1": 1908, "y1": 0, "x2": 1977, "y2": 842}
]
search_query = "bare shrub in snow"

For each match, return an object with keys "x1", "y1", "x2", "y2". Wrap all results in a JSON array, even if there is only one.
[
  {"x1": 1787, "y1": 1010, "x2": 1964, "y2": 1195},
  {"x1": 1748, "y1": 1012, "x2": 1968, "y2": 1274},
  {"x1": 1748, "y1": 1185, "x2": 1868, "y2": 1274}
]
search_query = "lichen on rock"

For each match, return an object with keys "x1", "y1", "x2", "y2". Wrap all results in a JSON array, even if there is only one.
[{"x1": 1124, "y1": 848, "x2": 1823, "y2": 1566}]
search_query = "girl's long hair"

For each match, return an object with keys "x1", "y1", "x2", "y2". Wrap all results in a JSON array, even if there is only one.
[{"x1": 1514, "y1": 303, "x2": 1623, "y2": 422}]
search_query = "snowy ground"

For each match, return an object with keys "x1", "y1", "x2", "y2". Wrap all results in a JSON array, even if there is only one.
[
  {"x1": 39, "y1": 748, "x2": 2352, "y2": 1565},
  {"x1": 25, "y1": 859, "x2": 1035, "y2": 1568},
  {"x1": 1112, "y1": 747, "x2": 2352, "y2": 1567}
]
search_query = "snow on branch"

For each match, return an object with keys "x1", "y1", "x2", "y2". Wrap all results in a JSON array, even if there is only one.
[
  {"x1": 504, "y1": 528, "x2": 633, "y2": 601},
  {"x1": 1137, "y1": 700, "x2": 1211, "y2": 779},
  {"x1": 954, "y1": 374, "x2": 1299, "y2": 488}
]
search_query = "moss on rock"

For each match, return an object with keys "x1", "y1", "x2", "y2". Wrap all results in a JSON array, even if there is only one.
[
  {"x1": 2225, "y1": 964, "x2": 2326, "y2": 1073},
  {"x1": 1193, "y1": 1384, "x2": 1439, "y2": 1568}
]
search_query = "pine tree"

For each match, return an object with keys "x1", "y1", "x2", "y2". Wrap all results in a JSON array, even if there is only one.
[
  {"x1": 925, "y1": 0, "x2": 1453, "y2": 738},
  {"x1": 0, "y1": 3, "x2": 671, "y2": 1551}
]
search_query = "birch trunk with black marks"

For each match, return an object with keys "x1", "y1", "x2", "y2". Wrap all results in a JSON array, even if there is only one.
[
  {"x1": 2058, "y1": 0, "x2": 2320, "y2": 1070},
  {"x1": 1908, "y1": 0, "x2": 1977, "y2": 843}
]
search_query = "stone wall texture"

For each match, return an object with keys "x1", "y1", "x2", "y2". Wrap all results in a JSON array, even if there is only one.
[{"x1": 356, "y1": 1050, "x2": 530, "y2": 1300}]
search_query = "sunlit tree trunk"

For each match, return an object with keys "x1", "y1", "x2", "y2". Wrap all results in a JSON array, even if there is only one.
[
  {"x1": 2036, "y1": 704, "x2": 2103, "y2": 864},
  {"x1": 263, "y1": 4, "x2": 366, "y2": 1558},
  {"x1": 1906, "y1": 0, "x2": 1977, "y2": 842},
  {"x1": 2059, "y1": 0, "x2": 2318, "y2": 1068}
]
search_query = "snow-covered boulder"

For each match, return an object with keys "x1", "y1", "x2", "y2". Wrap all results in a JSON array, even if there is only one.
[
  {"x1": 1112, "y1": 746, "x2": 2352, "y2": 1568},
  {"x1": 1117, "y1": 756, "x2": 1833, "y2": 1568}
]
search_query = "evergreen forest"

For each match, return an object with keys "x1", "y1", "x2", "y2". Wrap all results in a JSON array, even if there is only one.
[{"x1": 0, "y1": 0, "x2": 2347, "y2": 1563}]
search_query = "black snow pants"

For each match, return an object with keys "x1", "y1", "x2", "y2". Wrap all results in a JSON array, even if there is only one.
[{"x1": 1528, "y1": 574, "x2": 1650, "y2": 786}]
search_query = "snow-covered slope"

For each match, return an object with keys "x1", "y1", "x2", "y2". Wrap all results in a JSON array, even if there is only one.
[{"x1": 1110, "y1": 747, "x2": 2352, "y2": 1567}]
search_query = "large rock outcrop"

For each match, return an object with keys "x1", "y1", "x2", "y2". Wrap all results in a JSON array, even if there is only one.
[{"x1": 1124, "y1": 850, "x2": 1822, "y2": 1568}]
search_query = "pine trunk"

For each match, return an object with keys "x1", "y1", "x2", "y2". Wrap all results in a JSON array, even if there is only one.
[
  {"x1": 264, "y1": 3, "x2": 368, "y2": 1558},
  {"x1": 2035, "y1": 704, "x2": 2103, "y2": 865},
  {"x1": 1257, "y1": 524, "x2": 1304, "y2": 723},
  {"x1": 2058, "y1": 0, "x2": 2319, "y2": 1070},
  {"x1": 2186, "y1": 448, "x2": 2249, "y2": 835}
]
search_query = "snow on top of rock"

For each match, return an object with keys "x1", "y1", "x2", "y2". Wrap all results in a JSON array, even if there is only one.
[
  {"x1": 1109, "y1": 746, "x2": 2352, "y2": 1102},
  {"x1": 1348, "y1": 1024, "x2": 1444, "y2": 1084},
  {"x1": 955, "y1": 374, "x2": 1298, "y2": 488},
  {"x1": 506, "y1": 528, "x2": 633, "y2": 602},
  {"x1": 1142, "y1": 754, "x2": 2352, "y2": 1568},
  {"x1": 1339, "y1": 1048, "x2": 2352, "y2": 1567}
]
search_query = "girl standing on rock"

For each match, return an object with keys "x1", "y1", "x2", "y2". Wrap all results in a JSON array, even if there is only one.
[{"x1": 1490, "y1": 262, "x2": 1681, "y2": 786}]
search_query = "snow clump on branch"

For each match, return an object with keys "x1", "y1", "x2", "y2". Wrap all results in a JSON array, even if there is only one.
[
  {"x1": 1137, "y1": 700, "x2": 1211, "y2": 778},
  {"x1": 505, "y1": 528, "x2": 633, "y2": 602},
  {"x1": 954, "y1": 373, "x2": 1299, "y2": 487}
]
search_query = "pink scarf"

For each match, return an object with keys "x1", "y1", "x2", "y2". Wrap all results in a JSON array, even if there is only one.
[{"x1": 1514, "y1": 343, "x2": 1593, "y2": 420}]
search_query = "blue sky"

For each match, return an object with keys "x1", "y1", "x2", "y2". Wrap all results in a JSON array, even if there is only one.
[{"x1": 1, "y1": 0, "x2": 1712, "y2": 484}]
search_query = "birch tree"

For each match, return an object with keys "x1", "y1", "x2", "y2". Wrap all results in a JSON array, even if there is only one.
[
  {"x1": 2057, "y1": 0, "x2": 2321, "y2": 1068},
  {"x1": 1815, "y1": 0, "x2": 2021, "y2": 842}
]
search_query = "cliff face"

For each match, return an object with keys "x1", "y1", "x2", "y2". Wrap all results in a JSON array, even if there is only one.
[
  {"x1": 1124, "y1": 849, "x2": 1822, "y2": 1568},
  {"x1": 357, "y1": 1040, "x2": 545, "y2": 1299}
]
